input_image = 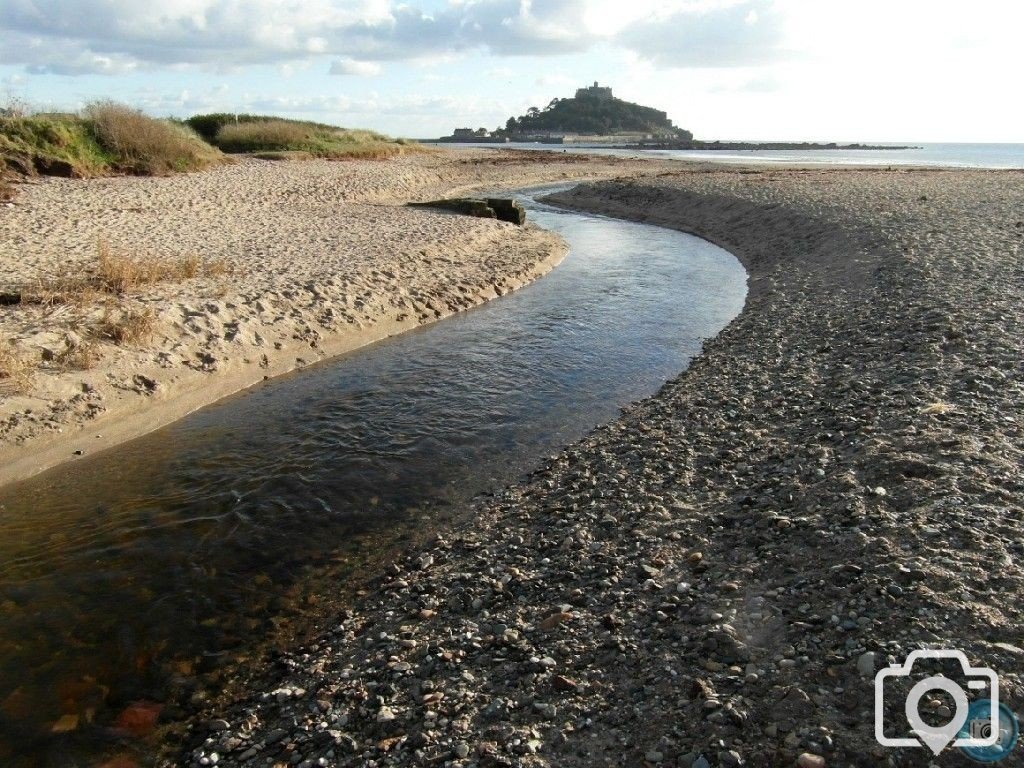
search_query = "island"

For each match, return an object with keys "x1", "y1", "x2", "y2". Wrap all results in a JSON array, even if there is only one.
[{"x1": 437, "y1": 82, "x2": 914, "y2": 151}]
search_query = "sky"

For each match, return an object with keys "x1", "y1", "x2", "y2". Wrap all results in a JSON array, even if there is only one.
[{"x1": 1, "y1": 0, "x2": 1021, "y2": 142}]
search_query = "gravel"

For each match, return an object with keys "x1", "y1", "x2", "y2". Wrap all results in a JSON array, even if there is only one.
[{"x1": 176, "y1": 166, "x2": 1024, "y2": 767}]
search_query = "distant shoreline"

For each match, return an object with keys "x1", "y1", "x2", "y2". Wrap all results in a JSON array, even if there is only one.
[
  {"x1": 616, "y1": 140, "x2": 918, "y2": 151},
  {"x1": 431, "y1": 136, "x2": 917, "y2": 151}
]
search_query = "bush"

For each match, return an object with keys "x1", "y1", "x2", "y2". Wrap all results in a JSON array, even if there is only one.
[
  {"x1": 0, "y1": 115, "x2": 112, "y2": 177},
  {"x1": 185, "y1": 113, "x2": 342, "y2": 142},
  {"x1": 211, "y1": 118, "x2": 413, "y2": 160},
  {"x1": 215, "y1": 120, "x2": 317, "y2": 152},
  {"x1": 0, "y1": 102, "x2": 226, "y2": 178},
  {"x1": 84, "y1": 101, "x2": 224, "y2": 174}
]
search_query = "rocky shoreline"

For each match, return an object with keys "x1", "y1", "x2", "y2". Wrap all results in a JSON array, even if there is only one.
[{"x1": 180, "y1": 167, "x2": 1023, "y2": 767}]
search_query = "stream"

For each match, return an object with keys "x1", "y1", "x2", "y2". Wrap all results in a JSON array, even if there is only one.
[{"x1": 0, "y1": 186, "x2": 746, "y2": 766}]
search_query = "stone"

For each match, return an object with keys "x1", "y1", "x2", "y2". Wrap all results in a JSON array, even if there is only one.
[
  {"x1": 539, "y1": 612, "x2": 572, "y2": 631},
  {"x1": 486, "y1": 198, "x2": 527, "y2": 225},
  {"x1": 856, "y1": 651, "x2": 876, "y2": 677},
  {"x1": 407, "y1": 198, "x2": 497, "y2": 219},
  {"x1": 797, "y1": 753, "x2": 826, "y2": 768}
]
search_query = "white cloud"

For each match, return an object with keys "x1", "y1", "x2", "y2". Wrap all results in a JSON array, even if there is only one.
[
  {"x1": 328, "y1": 57, "x2": 381, "y2": 76},
  {"x1": 619, "y1": 0, "x2": 787, "y2": 68},
  {"x1": 0, "y1": 0, "x2": 786, "y2": 75}
]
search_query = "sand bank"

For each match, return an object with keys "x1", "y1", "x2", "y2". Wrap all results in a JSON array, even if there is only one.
[
  {"x1": 0, "y1": 149, "x2": 666, "y2": 486},
  {"x1": 183, "y1": 166, "x2": 1024, "y2": 767}
]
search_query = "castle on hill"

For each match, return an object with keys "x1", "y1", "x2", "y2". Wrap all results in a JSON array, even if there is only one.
[
  {"x1": 575, "y1": 81, "x2": 614, "y2": 100},
  {"x1": 440, "y1": 81, "x2": 690, "y2": 144}
]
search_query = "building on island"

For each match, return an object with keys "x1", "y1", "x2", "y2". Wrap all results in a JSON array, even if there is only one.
[{"x1": 575, "y1": 81, "x2": 614, "y2": 100}]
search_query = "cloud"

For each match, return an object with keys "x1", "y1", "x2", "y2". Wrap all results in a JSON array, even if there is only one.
[
  {"x1": 0, "y1": 0, "x2": 594, "y2": 75},
  {"x1": 619, "y1": 1, "x2": 787, "y2": 68},
  {"x1": 0, "y1": 0, "x2": 787, "y2": 76},
  {"x1": 328, "y1": 57, "x2": 381, "y2": 76}
]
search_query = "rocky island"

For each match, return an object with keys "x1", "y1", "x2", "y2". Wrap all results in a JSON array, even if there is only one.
[
  {"x1": 440, "y1": 82, "x2": 691, "y2": 145},
  {"x1": 438, "y1": 83, "x2": 914, "y2": 151}
]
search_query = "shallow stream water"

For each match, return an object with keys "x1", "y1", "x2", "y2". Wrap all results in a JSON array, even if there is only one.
[{"x1": 0, "y1": 187, "x2": 746, "y2": 766}]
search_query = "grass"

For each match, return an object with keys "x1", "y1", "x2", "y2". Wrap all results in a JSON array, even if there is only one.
[
  {"x1": 0, "y1": 338, "x2": 33, "y2": 394},
  {"x1": 18, "y1": 240, "x2": 231, "y2": 305},
  {"x1": 94, "y1": 306, "x2": 157, "y2": 345},
  {"x1": 0, "y1": 101, "x2": 227, "y2": 180},
  {"x1": 192, "y1": 114, "x2": 419, "y2": 160},
  {"x1": 55, "y1": 337, "x2": 101, "y2": 370},
  {"x1": 185, "y1": 113, "x2": 346, "y2": 142},
  {"x1": 250, "y1": 150, "x2": 314, "y2": 162},
  {"x1": 84, "y1": 101, "x2": 224, "y2": 174},
  {"x1": 1, "y1": 102, "x2": 417, "y2": 185},
  {"x1": 0, "y1": 114, "x2": 112, "y2": 177}
]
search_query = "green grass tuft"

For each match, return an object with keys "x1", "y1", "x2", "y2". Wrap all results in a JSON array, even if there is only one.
[
  {"x1": 0, "y1": 102, "x2": 417, "y2": 186},
  {"x1": 0, "y1": 101, "x2": 227, "y2": 180},
  {"x1": 0, "y1": 115, "x2": 112, "y2": 177},
  {"x1": 188, "y1": 114, "x2": 420, "y2": 160}
]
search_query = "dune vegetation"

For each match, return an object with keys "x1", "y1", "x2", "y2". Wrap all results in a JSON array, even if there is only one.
[
  {"x1": 0, "y1": 104, "x2": 420, "y2": 191},
  {"x1": 186, "y1": 113, "x2": 419, "y2": 160},
  {"x1": 0, "y1": 101, "x2": 226, "y2": 179}
]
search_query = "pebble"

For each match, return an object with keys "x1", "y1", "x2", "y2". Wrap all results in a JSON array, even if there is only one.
[
  {"x1": 856, "y1": 652, "x2": 876, "y2": 677},
  {"x1": 179, "y1": 168, "x2": 1024, "y2": 768}
]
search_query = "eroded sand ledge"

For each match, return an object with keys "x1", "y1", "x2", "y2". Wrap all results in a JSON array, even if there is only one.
[
  {"x1": 0, "y1": 149, "x2": 666, "y2": 486},
  {"x1": 182, "y1": 167, "x2": 1024, "y2": 767}
]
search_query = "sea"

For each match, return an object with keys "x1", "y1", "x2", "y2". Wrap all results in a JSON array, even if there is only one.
[{"x1": 431, "y1": 142, "x2": 1024, "y2": 170}]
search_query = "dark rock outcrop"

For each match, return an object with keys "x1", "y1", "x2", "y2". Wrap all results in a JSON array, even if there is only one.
[
  {"x1": 408, "y1": 197, "x2": 526, "y2": 225},
  {"x1": 486, "y1": 197, "x2": 527, "y2": 225}
]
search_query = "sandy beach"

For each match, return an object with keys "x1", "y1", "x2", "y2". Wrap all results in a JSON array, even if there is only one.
[
  {"x1": 177, "y1": 166, "x2": 1024, "y2": 767},
  {"x1": 0, "y1": 149, "x2": 664, "y2": 487}
]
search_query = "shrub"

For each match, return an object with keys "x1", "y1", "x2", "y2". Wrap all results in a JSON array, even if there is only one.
[
  {"x1": 208, "y1": 117, "x2": 416, "y2": 160},
  {"x1": 185, "y1": 112, "x2": 341, "y2": 142},
  {"x1": 1, "y1": 102, "x2": 226, "y2": 178},
  {"x1": 215, "y1": 120, "x2": 316, "y2": 152},
  {"x1": 84, "y1": 101, "x2": 224, "y2": 174},
  {"x1": 0, "y1": 115, "x2": 112, "y2": 177}
]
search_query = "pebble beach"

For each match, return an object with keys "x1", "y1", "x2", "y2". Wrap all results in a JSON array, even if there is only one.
[{"x1": 177, "y1": 166, "x2": 1024, "y2": 767}]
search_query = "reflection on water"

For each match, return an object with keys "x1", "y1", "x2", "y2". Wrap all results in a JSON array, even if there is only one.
[{"x1": 0, "y1": 187, "x2": 746, "y2": 766}]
